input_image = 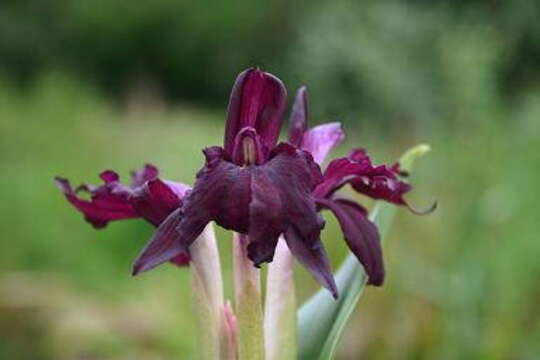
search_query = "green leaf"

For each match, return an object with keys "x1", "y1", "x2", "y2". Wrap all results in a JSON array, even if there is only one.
[{"x1": 297, "y1": 144, "x2": 431, "y2": 360}]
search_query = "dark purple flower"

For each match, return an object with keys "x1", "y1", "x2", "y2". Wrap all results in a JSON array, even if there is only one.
[
  {"x1": 55, "y1": 164, "x2": 191, "y2": 265},
  {"x1": 133, "y1": 69, "x2": 426, "y2": 298},
  {"x1": 133, "y1": 69, "x2": 338, "y2": 295},
  {"x1": 57, "y1": 67, "x2": 428, "y2": 297}
]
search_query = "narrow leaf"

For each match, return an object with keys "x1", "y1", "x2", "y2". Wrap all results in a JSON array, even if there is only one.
[{"x1": 297, "y1": 144, "x2": 431, "y2": 360}]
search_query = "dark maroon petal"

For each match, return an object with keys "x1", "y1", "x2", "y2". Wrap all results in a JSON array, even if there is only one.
[
  {"x1": 317, "y1": 197, "x2": 384, "y2": 286},
  {"x1": 266, "y1": 143, "x2": 325, "y2": 247},
  {"x1": 245, "y1": 167, "x2": 284, "y2": 266},
  {"x1": 300, "y1": 122, "x2": 345, "y2": 165},
  {"x1": 231, "y1": 127, "x2": 267, "y2": 166},
  {"x1": 314, "y1": 149, "x2": 413, "y2": 207},
  {"x1": 55, "y1": 176, "x2": 138, "y2": 228},
  {"x1": 284, "y1": 226, "x2": 337, "y2": 299},
  {"x1": 130, "y1": 178, "x2": 184, "y2": 226},
  {"x1": 223, "y1": 68, "x2": 287, "y2": 157},
  {"x1": 288, "y1": 86, "x2": 308, "y2": 147},
  {"x1": 132, "y1": 208, "x2": 190, "y2": 275},
  {"x1": 131, "y1": 163, "x2": 159, "y2": 187}
]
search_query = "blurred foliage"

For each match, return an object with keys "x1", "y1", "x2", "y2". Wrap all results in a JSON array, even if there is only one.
[
  {"x1": 0, "y1": 0, "x2": 308, "y2": 103},
  {"x1": 1, "y1": 0, "x2": 540, "y2": 359}
]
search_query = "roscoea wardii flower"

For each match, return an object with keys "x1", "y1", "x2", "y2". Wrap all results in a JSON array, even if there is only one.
[
  {"x1": 132, "y1": 68, "x2": 431, "y2": 297},
  {"x1": 55, "y1": 164, "x2": 191, "y2": 265}
]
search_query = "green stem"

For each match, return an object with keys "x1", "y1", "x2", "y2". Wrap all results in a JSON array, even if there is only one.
[{"x1": 233, "y1": 233, "x2": 265, "y2": 360}]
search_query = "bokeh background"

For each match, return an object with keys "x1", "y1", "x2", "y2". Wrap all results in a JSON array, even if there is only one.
[{"x1": 1, "y1": 1, "x2": 539, "y2": 359}]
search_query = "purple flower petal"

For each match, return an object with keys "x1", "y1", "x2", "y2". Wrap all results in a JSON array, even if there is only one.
[
  {"x1": 284, "y1": 226, "x2": 337, "y2": 298},
  {"x1": 314, "y1": 149, "x2": 413, "y2": 208},
  {"x1": 288, "y1": 87, "x2": 345, "y2": 165},
  {"x1": 317, "y1": 197, "x2": 384, "y2": 286},
  {"x1": 288, "y1": 86, "x2": 308, "y2": 147},
  {"x1": 246, "y1": 167, "x2": 283, "y2": 265},
  {"x1": 301, "y1": 123, "x2": 345, "y2": 165},
  {"x1": 55, "y1": 164, "x2": 189, "y2": 230},
  {"x1": 55, "y1": 175, "x2": 138, "y2": 228},
  {"x1": 223, "y1": 68, "x2": 287, "y2": 157}
]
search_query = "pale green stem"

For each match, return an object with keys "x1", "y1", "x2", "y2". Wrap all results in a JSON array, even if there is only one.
[
  {"x1": 233, "y1": 233, "x2": 265, "y2": 360},
  {"x1": 264, "y1": 237, "x2": 297, "y2": 360},
  {"x1": 190, "y1": 223, "x2": 224, "y2": 360}
]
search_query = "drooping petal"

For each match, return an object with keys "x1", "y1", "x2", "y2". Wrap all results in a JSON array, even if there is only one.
[
  {"x1": 132, "y1": 208, "x2": 189, "y2": 275},
  {"x1": 317, "y1": 197, "x2": 384, "y2": 286},
  {"x1": 55, "y1": 175, "x2": 138, "y2": 228},
  {"x1": 288, "y1": 86, "x2": 308, "y2": 147},
  {"x1": 246, "y1": 166, "x2": 284, "y2": 266},
  {"x1": 284, "y1": 226, "x2": 337, "y2": 298},
  {"x1": 301, "y1": 122, "x2": 345, "y2": 165},
  {"x1": 265, "y1": 143, "x2": 325, "y2": 248},
  {"x1": 223, "y1": 68, "x2": 287, "y2": 157}
]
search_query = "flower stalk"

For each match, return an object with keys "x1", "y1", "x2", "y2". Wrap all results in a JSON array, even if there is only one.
[
  {"x1": 190, "y1": 223, "x2": 224, "y2": 360},
  {"x1": 233, "y1": 233, "x2": 264, "y2": 360},
  {"x1": 264, "y1": 237, "x2": 297, "y2": 360}
]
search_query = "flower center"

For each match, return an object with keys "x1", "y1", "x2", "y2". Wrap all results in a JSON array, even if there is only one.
[{"x1": 242, "y1": 136, "x2": 257, "y2": 166}]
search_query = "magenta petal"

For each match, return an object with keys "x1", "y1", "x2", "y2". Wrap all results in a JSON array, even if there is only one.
[
  {"x1": 288, "y1": 86, "x2": 308, "y2": 147},
  {"x1": 223, "y1": 68, "x2": 287, "y2": 157},
  {"x1": 130, "y1": 178, "x2": 184, "y2": 226},
  {"x1": 55, "y1": 176, "x2": 138, "y2": 228},
  {"x1": 317, "y1": 197, "x2": 384, "y2": 286},
  {"x1": 132, "y1": 208, "x2": 189, "y2": 275},
  {"x1": 284, "y1": 226, "x2": 337, "y2": 298},
  {"x1": 301, "y1": 122, "x2": 345, "y2": 165}
]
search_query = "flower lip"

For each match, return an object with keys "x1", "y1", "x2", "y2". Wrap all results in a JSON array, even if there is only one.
[{"x1": 223, "y1": 68, "x2": 287, "y2": 158}]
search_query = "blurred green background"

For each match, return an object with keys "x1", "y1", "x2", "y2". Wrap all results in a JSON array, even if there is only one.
[{"x1": 1, "y1": 0, "x2": 539, "y2": 359}]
